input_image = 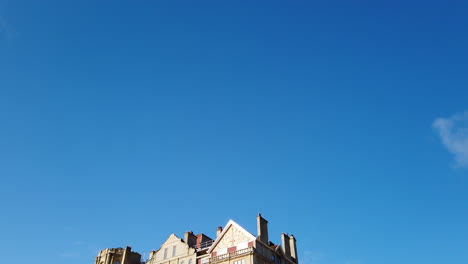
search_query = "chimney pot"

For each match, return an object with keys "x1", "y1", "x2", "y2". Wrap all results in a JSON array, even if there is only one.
[{"x1": 217, "y1": 226, "x2": 223, "y2": 237}]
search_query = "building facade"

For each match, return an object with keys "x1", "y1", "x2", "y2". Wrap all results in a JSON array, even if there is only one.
[
  {"x1": 96, "y1": 214, "x2": 298, "y2": 264},
  {"x1": 95, "y1": 246, "x2": 142, "y2": 264}
]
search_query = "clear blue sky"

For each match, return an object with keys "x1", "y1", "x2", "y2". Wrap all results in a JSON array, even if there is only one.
[{"x1": 1, "y1": 1, "x2": 467, "y2": 264}]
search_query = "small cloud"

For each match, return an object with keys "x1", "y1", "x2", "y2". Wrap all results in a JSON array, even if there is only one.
[{"x1": 433, "y1": 111, "x2": 468, "y2": 168}]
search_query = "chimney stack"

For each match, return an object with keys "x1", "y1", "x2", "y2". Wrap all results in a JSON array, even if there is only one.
[
  {"x1": 289, "y1": 234, "x2": 298, "y2": 262},
  {"x1": 281, "y1": 233, "x2": 291, "y2": 258},
  {"x1": 184, "y1": 231, "x2": 197, "y2": 247},
  {"x1": 256, "y1": 213, "x2": 269, "y2": 244},
  {"x1": 216, "y1": 226, "x2": 223, "y2": 237},
  {"x1": 121, "y1": 246, "x2": 131, "y2": 264}
]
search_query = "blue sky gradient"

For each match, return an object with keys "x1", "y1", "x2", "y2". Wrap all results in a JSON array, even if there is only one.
[{"x1": 1, "y1": 1, "x2": 468, "y2": 264}]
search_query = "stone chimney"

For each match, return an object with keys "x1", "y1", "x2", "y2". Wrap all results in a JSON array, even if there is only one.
[
  {"x1": 281, "y1": 233, "x2": 291, "y2": 258},
  {"x1": 216, "y1": 226, "x2": 223, "y2": 237},
  {"x1": 256, "y1": 213, "x2": 269, "y2": 244},
  {"x1": 121, "y1": 246, "x2": 131, "y2": 264},
  {"x1": 289, "y1": 234, "x2": 298, "y2": 262},
  {"x1": 184, "y1": 231, "x2": 197, "y2": 247}
]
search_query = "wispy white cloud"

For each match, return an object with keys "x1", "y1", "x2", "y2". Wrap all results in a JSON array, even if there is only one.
[{"x1": 433, "y1": 111, "x2": 468, "y2": 168}]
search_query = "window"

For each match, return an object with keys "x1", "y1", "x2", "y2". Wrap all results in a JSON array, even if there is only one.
[
  {"x1": 172, "y1": 246, "x2": 176, "y2": 257},
  {"x1": 188, "y1": 259, "x2": 192, "y2": 264},
  {"x1": 234, "y1": 260, "x2": 245, "y2": 264},
  {"x1": 164, "y1": 248, "x2": 168, "y2": 259}
]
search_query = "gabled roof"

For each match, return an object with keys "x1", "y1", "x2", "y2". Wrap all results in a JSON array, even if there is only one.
[
  {"x1": 162, "y1": 233, "x2": 183, "y2": 245},
  {"x1": 207, "y1": 220, "x2": 256, "y2": 253},
  {"x1": 154, "y1": 233, "x2": 190, "y2": 252}
]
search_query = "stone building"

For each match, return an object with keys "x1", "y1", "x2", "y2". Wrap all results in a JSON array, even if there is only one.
[
  {"x1": 146, "y1": 231, "x2": 213, "y2": 264},
  {"x1": 206, "y1": 214, "x2": 297, "y2": 264},
  {"x1": 95, "y1": 246, "x2": 142, "y2": 264},
  {"x1": 96, "y1": 214, "x2": 298, "y2": 264}
]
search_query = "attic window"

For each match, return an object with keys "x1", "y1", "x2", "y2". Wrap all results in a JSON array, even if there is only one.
[
  {"x1": 164, "y1": 248, "x2": 168, "y2": 259},
  {"x1": 172, "y1": 246, "x2": 176, "y2": 257}
]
